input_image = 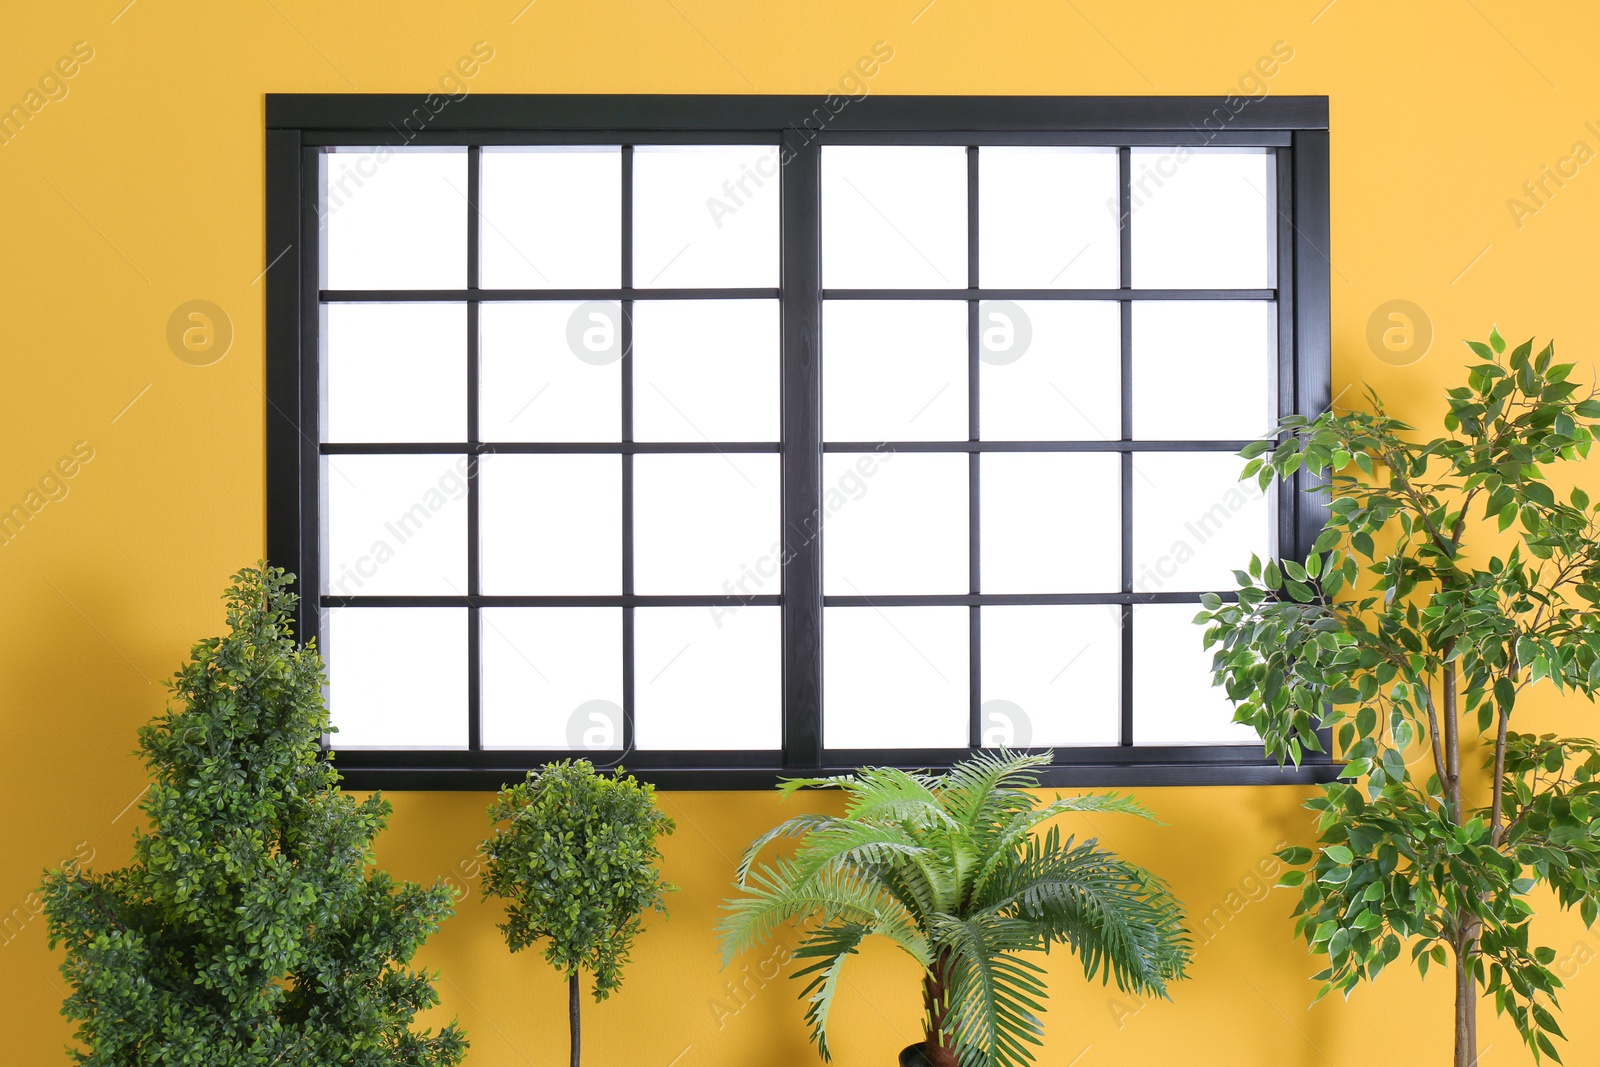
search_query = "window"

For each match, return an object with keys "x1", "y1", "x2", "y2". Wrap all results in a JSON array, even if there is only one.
[{"x1": 266, "y1": 95, "x2": 1333, "y2": 788}]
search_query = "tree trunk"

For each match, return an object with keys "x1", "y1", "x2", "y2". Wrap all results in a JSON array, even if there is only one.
[
  {"x1": 1454, "y1": 942, "x2": 1478, "y2": 1067},
  {"x1": 922, "y1": 954, "x2": 959, "y2": 1067},
  {"x1": 569, "y1": 970, "x2": 581, "y2": 1067}
]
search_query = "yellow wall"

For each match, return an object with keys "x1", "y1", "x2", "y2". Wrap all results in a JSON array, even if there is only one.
[{"x1": 3, "y1": 1, "x2": 1599, "y2": 1063}]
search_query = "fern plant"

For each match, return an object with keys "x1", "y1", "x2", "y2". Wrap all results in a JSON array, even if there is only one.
[{"x1": 718, "y1": 751, "x2": 1191, "y2": 1067}]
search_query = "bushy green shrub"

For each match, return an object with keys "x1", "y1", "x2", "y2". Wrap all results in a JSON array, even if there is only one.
[{"x1": 41, "y1": 565, "x2": 467, "y2": 1067}]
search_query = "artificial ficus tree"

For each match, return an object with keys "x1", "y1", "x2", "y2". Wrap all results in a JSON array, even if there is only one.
[
  {"x1": 1198, "y1": 332, "x2": 1600, "y2": 1066},
  {"x1": 40, "y1": 565, "x2": 467, "y2": 1067},
  {"x1": 480, "y1": 760, "x2": 675, "y2": 1067}
]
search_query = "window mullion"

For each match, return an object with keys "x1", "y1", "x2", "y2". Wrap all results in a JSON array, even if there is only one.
[
  {"x1": 1118, "y1": 145, "x2": 1135, "y2": 750},
  {"x1": 780, "y1": 130, "x2": 823, "y2": 771},
  {"x1": 466, "y1": 144, "x2": 483, "y2": 752},
  {"x1": 967, "y1": 144, "x2": 982, "y2": 750},
  {"x1": 621, "y1": 144, "x2": 637, "y2": 755}
]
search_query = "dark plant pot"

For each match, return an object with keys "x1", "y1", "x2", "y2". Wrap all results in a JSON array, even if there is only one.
[{"x1": 898, "y1": 1043, "x2": 935, "y2": 1067}]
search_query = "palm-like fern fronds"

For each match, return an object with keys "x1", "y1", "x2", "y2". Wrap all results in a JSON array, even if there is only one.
[
  {"x1": 935, "y1": 914, "x2": 1050, "y2": 1067},
  {"x1": 721, "y1": 751, "x2": 1192, "y2": 1067},
  {"x1": 979, "y1": 828, "x2": 1190, "y2": 998},
  {"x1": 792, "y1": 922, "x2": 875, "y2": 1061}
]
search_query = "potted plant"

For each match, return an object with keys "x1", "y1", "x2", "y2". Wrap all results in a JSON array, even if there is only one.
[
  {"x1": 1199, "y1": 331, "x2": 1600, "y2": 1066},
  {"x1": 480, "y1": 760, "x2": 676, "y2": 1067},
  {"x1": 719, "y1": 750, "x2": 1191, "y2": 1067},
  {"x1": 40, "y1": 565, "x2": 468, "y2": 1066}
]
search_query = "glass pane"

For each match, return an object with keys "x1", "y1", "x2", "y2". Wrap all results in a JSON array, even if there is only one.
[
  {"x1": 480, "y1": 146, "x2": 621, "y2": 289},
  {"x1": 1132, "y1": 302, "x2": 1275, "y2": 440},
  {"x1": 1132, "y1": 451, "x2": 1272, "y2": 595},
  {"x1": 635, "y1": 605, "x2": 780, "y2": 749},
  {"x1": 1132, "y1": 603, "x2": 1259, "y2": 744},
  {"x1": 979, "y1": 301, "x2": 1120, "y2": 441},
  {"x1": 981, "y1": 605, "x2": 1122, "y2": 746},
  {"x1": 1129, "y1": 147, "x2": 1275, "y2": 289},
  {"x1": 823, "y1": 452, "x2": 967, "y2": 596},
  {"x1": 980, "y1": 453, "x2": 1120, "y2": 593},
  {"x1": 327, "y1": 607, "x2": 467, "y2": 748},
  {"x1": 824, "y1": 606, "x2": 968, "y2": 748},
  {"x1": 633, "y1": 145, "x2": 780, "y2": 288},
  {"x1": 481, "y1": 607, "x2": 622, "y2": 750},
  {"x1": 822, "y1": 146, "x2": 967, "y2": 289},
  {"x1": 480, "y1": 455, "x2": 620, "y2": 594},
  {"x1": 979, "y1": 147, "x2": 1120, "y2": 289},
  {"x1": 325, "y1": 454, "x2": 468, "y2": 596},
  {"x1": 633, "y1": 454, "x2": 780, "y2": 595},
  {"x1": 325, "y1": 303, "x2": 465, "y2": 442},
  {"x1": 479, "y1": 302, "x2": 620, "y2": 442},
  {"x1": 823, "y1": 300, "x2": 967, "y2": 442},
  {"x1": 633, "y1": 300, "x2": 779, "y2": 442},
  {"x1": 324, "y1": 148, "x2": 466, "y2": 290}
]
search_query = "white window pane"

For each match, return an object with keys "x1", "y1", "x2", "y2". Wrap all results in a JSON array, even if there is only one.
[
  {"x1": 479, "y1": 302, "x2": 620, "y2": 442},
  {"x1": 1132, "y1": 302, "x2": 1275, "y2": 440},
  {"x1": 327, "y1": 607, "x2": 467, "y2": 748},
  {"x1": 634, "y1": 145, "x2": 779, "y2": 288},
  {"x1": 979, "y1": 147, "x2": 1120, "y2": 289},
  {"x1": 823, "y1": 452, "x2": 966, "y2": 596},
  {"x1": 822, "y1": 146, "x2": 967, "y2": 289},
  {"x1": 324, "y1": 148, "x2": 466, "y2": 290},
  {"x1": 1132, "y1": 451, "x2": 1272, "y2": 594},
  {"x1": 325, "y1": 303, "x2": 465, "y2": 442},
  {"x1": 480, "y1": 455, "x2": 620, "y2": 594},
  {"x1": 325, "y1": 454, "x2": 468, "y2": 596},
  {"x1": 824, "y1": 606, "x2": 968, "y2": 748},
  {"x1": 981, "y1": 453, "x2": 1120, "y2": 593},
  {"x1": 979, "y1": 301, "x2": 1120, "y2": 442},
  {"x1": 1132, "y1": 603, "x2": 1258, "y2": 744},
  {"x1": 823, "y1": 301, "x2": 967, "y2": 441},
  {"x1": 481, "y1": 608, "x2": 622, "y2": 750},
  {"x1": 981, "y1": 605, "x2": 1122, "y2": 746},
  {"x1": 633, "y1": 454, "x2": 780, "y2": 595},
  {"x1": 633, "y1": 300, "x2": 779, "y2": 442},
  {"x1": 480, "y1": 147, "x2": 621, "y2": 289},
  {"x1": 1130, "y1": 147, "x2": 1275, "y2": 289},
  {"x1": 635, "y1": 605, "x2": 780, "y2": 749}
]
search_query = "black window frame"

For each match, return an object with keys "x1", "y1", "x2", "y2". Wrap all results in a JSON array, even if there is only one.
[{"x1": 265, "y1": 93, "x2": 1336, "y2": 790}]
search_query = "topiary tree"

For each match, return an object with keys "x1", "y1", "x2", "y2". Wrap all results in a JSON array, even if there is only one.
[
  {"x1": 39, "y1": 564, "x2": 467, "y2": 1067},
  {"x1": 480, "y1": 760, "x2": 675, "y2": 1067},
  {"x1": 1198, "y1": 332, "x2": 1600, "y2": 1066}
]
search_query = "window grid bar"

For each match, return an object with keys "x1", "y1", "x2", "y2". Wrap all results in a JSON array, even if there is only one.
[
  {"x1": 466, "y1": 145, "x2": 483, "y2": 752},
  {"x1": 316, "y1": 439, "x2": 1261, "y2": 455},
  {"x1": 317, "y1": 286, "x2": 1274, "y2": 303},
  {"x1": 318, "y1": 591, "x2": 1222, "y2": 609},
  {"x1": 325, "y1": 594, "x2": 784, "y2": 608},
  {"x1": 1117, "y1": 145, "x2": 1135, "y2": 749},
  {"x1": 824, "y1": 288, "x2": 1276, "y2": 301},
  {"x1": 967, "y1": 144, "x2": 981, "y2": 749},
  {"x1": 621, "y1": 144, "x2": 636, "y2": 754},
  {"x1": 320, "y1": 287, "x2": 778, "y2": 302}
]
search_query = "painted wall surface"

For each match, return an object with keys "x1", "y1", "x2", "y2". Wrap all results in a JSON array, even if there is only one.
[{"x1": 2, "y1": 2, "x2": 1598, "y2": 1063}]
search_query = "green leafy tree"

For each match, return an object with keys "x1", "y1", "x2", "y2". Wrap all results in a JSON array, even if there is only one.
[
  {"x1": 480, "y1": 760, "x2": 676, "y2": 1067},
  {"x1": 1198, "y1": 332, "x2": 1600, "y2": 1066},
  {"x1": 719, "y1": 751, "x2": 1191, "y2": 1067},
  {"x1": 40, "y1": 564, "x2": 467, "y2": 1067}
]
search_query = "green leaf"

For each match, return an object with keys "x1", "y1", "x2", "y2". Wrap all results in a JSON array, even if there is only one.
[
  {"x1": 1489, "y1": 327, "x2": 1506, "y2": 354},
  {"x1": 1324, "y1": 844, "x2": 1354, "y2": 865}
]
